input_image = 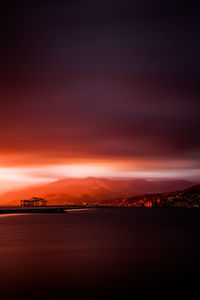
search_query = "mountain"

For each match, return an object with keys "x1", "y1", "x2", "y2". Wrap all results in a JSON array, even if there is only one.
[
  {"x1": 0, "y1": 177, "x2": 196, "y2": 206},
  {"x1": 182, "y1": 184, "x2": 200, "y2": 193}
]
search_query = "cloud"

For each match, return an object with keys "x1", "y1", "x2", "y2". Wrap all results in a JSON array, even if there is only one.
[{"x1": 0, "y1": 0, "x2": 199, "y2": 179}]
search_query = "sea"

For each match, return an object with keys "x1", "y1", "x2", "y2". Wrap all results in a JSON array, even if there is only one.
[{"x1": 0, "y1": 208, "x2": 199, "y2": 299}]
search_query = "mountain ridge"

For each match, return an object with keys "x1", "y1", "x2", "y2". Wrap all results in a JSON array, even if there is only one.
[{"x1": 0, "y1": 177, "x2": 196, "y2": 206}]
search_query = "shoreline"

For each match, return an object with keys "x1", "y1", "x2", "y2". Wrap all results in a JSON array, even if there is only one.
[
  {"x1": 0, "y1": 206, "x2": 68, "y2": 214},
  {"x1": 0, "y1": 205, "x2": 199, "y2": 214}
]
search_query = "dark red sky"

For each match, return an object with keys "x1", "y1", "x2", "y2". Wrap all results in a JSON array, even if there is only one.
[{"x1": 0, "y1": 1, "x2": 200, "y2": 187}]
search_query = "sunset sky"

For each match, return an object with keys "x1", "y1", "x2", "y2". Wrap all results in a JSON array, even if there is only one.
[{"x1": 0, "y1": 1, "x2": 200, "y2": 191}]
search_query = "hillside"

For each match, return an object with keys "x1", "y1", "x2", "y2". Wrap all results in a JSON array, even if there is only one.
[
  {"x1": 120, "y1": 184, "x2": 200, "y2": 208},
  {"x1": 0, "y1": 177, "x2": 195, "y2": 206}
]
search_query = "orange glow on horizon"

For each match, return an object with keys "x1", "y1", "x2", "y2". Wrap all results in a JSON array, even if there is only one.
[{"x1": 0, "y1": 163, "x2": 199, "y2": 193}]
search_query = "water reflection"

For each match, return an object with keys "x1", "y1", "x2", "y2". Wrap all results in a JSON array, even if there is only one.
[{"x1": 0, "y1": 209, "x2": 199, "y2": 298}]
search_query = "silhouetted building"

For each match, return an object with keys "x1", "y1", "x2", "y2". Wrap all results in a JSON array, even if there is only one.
[{"x1": 21, "y1": 197, "x2": 48, "y2": 207}]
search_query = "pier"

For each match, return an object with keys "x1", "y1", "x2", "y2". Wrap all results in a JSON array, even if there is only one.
[
  {"x1": 0, "y1": 206, "x2": 67, "y2": 214},
  {"x1": 0, "y1": 196, "x2": 69, "y2": 214}
]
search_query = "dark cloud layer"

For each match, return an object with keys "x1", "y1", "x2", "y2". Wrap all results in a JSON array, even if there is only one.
[{"x1": 0, "y1": 1, "x2": 200, "y2": 173}]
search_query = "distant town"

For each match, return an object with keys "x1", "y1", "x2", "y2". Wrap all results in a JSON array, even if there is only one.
[
  {"x1": 91, "y1": 184, "x2": 200, "y2": 208},
  {"x1": 0, "y1": 179, "x2": 200, "y2": 211}
]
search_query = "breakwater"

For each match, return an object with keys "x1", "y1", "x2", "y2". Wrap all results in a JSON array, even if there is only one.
[{"x1": 0, "y1": 206, "x2": 67, "y2": 214}]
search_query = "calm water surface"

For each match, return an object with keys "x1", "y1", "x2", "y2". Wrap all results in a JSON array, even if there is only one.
[{"x1": 0, "y1": 208, "x2": 199, "y2": 298}]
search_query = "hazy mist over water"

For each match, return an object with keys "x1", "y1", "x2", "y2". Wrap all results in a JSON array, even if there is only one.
[{"x1": 0, "y1": 209, "x2": 199, "y2": 298}]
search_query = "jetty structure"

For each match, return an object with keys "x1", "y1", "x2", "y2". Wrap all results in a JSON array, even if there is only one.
[
  {"x1": 0, "y1": 196, "x2": 67, "y2": 214},
  {"x1": 21, "y1": 197, "x2": 48, "y2": 207}
]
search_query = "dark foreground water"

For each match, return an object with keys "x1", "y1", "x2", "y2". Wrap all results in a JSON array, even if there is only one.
[{"x1": 0, "y1": 208, "x2": 199, "y2": 299}]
